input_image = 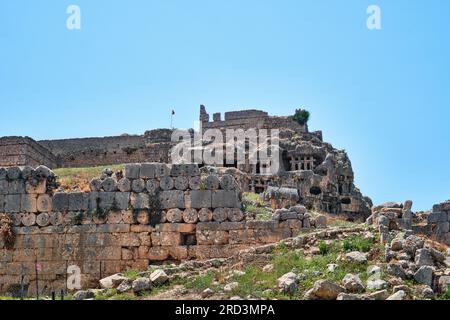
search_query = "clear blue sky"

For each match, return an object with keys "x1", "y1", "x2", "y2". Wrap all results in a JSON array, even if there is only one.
[{"x1": 1, "y1": 0, "x2": 449, "y2": 211}]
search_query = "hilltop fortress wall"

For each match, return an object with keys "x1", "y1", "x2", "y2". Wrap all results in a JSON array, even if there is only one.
[{"x1": 0, "y1": 164, "x2": 312, "y2": 296}]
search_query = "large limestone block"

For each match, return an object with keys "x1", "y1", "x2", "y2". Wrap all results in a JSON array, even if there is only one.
[
  {"x1": 20, "y1": 194, "x2": 37, "y2": 212},
  {"x1": 186, "y1": 190, "x2": 212, "y2": 209},
  {"x1": 68, "y1": 193, "x2": 89, "y2": 211},
  {"x1": 155, "y1": 164, "x2": 170, "y2": 178},
  {"x1": 0, "y1": 180, "x2": 8, "y2": 194},
  {"x1": 5, "y1": 194, "x2": 21, "y2": 213},
  {"x1": 159, "y1": 190, "x2": 185, "y2": 209},
  {"x1": 9, "y1": 180, "x2": 25, "y2": 194},
  {"x1": 25, "y1": 180, "x2": 46, "y2": 194},
  {"x1": 212, "y1": 190, "x2": 240, "y2": 208},
  {"x1": 53, "y1": 193, "x2": 69, "y2": 211},
  {"x1": 124, "y1": 164, "x2": 141, "y2": 179},
  {"x1": 114, "y1": 192, "x2": 130, "y2": 210},
  {"x1": 197, "y1": 230, "x2": 229, "y2": 245},
  {"x1": 140, "y1": 163, "x2": 156, "y2": 179},
  {"x1": 130, "y1": 193, "x2": 150, "y2": 210}
]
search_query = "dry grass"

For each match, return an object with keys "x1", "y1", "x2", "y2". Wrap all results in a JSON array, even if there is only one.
[{"x1": 54, "y1": 164, "x2": 125, "y2": 192}]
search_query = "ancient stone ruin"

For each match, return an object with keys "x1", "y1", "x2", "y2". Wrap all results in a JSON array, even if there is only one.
[{"x1": 0, "y1": 163, "x2": 325, "y2": 295}]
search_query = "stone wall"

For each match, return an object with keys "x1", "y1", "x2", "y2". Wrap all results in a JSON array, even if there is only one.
[
  {"x1": 371, "y1": 200, "x2": 450, "y2": 246},
  {"x1": 200, "y1": 106, "x2": 307, "y2": 134},
  {"x1": 0, "y1": 163, "x2": 309, "y2": 296},
  {"x1": 425, "y1": 201, "x2": 450, "y2": 245},
  {"x1": 38, "y1": 129, "x2": 175, "y2": 168},
  {"x1": 0, "y1": 137, "x2": 57, "y2": 169}
]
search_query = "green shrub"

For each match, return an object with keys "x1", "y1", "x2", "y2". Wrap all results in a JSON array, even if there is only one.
[
  {"x1": 318, "y1": 241, "x2": 329, "y2": 255},
  {"x1": 291, "y1": 109, "x2": 310, "y2": 126},
  {"x1": 342, "y1": 235, "x2": 373, "y2": 253}
]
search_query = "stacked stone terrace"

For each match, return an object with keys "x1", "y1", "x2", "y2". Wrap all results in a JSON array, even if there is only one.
[{"x1": 0, "y1": 163, "x2": 316, "y2": 295}]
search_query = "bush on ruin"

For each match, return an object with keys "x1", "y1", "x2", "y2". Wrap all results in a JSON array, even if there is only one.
[{"x1": 291, "y1": 109, "x2": 310, "y2": 126}]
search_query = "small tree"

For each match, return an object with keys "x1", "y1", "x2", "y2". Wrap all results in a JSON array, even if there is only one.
[{"x1": 292, "y1": 109, "x2": 310, "y2": 126}]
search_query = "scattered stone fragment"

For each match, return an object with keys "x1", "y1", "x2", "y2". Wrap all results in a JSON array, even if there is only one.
[
  {"x1": 367, "y1": 279, "x2": 388, "y2": 291},
  {"x1": 150, "y1": 269, "x2": 169, "y2": 286},
  {"x1": 132, "y1": 277, "x2": 152, "y2": 294},
  {"x1": 342, "y1": 274, "x2": 365, "y2": 293},
  {"x1": 386, "y1": 290, "x2": 407, "y2": 300},
  {"x1": 414, "y1": 266, "x2": 434, "y2": 286},
  {"x1": 277, "y1": 272, "x2": 299, "y2": 294},
  {"x1": 345, "y1": 251, "x2": 368, "y2": 264},
  {"x1": 306, "y1": 279, "x2": 344, "y2": 300},
  {"x1": 224, "y1": 282, "x2": 239, "y2": 292}
]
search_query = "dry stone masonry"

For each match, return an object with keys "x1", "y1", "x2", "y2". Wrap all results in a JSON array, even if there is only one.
[{"x1": 0, "y1": 163, "x2": 319, "y2": 296}]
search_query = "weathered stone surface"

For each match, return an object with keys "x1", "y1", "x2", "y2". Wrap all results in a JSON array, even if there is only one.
[
  {"x1": 212, "y1": 190, "x2": 240, "y2": 208},
  {"x1": 342, "y1": 274, "x2": 365, "y2": 293},
  {"x1": 25, "y1": 180, "x2": 46, "y2": 194},
  {"x1": 387, "y1": 262, "x2": 407, "y2": 279},
  {"x1": 5, "y1": 195, "x2": 21, "y2": 213},
  {"x1": 72, "y1": 290, "x2": 95, "y2": 300},
  {"x1": 150, "y1": 269, "x2": 169, "y2": 286},
  {"x1": 277, "y1": 272, "x2": 299, "y2": 294},
  {"x1": 49, "y1": 212, "x2": 63, "y2": 226},
  {"x1": 182, "y1": 208, "x2": 198, "y2": 224},
  {"x1": 155, "y1": 164, "x2": 170, "y2": 178},
  {"x1": 131, "y1": 179, "x2": 146, "y2": 193},
  {"x1": 114, "y1": 192, "x2": 130, "y2": 210},
  {"x1": 212, "y1": 208, "x2": 227, "y2": 222},
  {"x1": 198, "y1": 208, "x2": 213, "y2": 222},
  {"x1": 386, "y1": 290, "x2": 407, "y2": 300},
  {"x1": 159, "y1": 190, "x2": 185, "y2": 209},
  {"x1": 415, "y1": 248, "x2": 435, "y2": 267},
  {"x1": 130, "y1": 193, "x2": 150, "y2": 209},
  {"x1": 204, "y1": 175, "x2": 220, "y2": 190},
  {"x1": 21, "y1": 213, "x2": 36, "y2": 227},
  {"x1": 125, "y1": 164, "x2": 141, "y2": 179},
  {"x1": 166, "y1": 208, "x2": 183, "y2": 223},
  {"x1": 37, "y1": 194, "x2": 52, "y2": 212},
  {"x1": 146, "y1": 179, "x2": 160, "y2": 194},
  {"x1": 414, "y1": 266, "x2": 434, "y2": 286},
  {"x1": 227, "y1": 208, "x2": 244, "y2": 222},
  {"x1": 6, "y1": 167, "x2": 22, "y2": 180},
  {"x1": 8, "y1": 180, "x2": 25, "y2": 194},
  {"x1": 99, "y1": 274, "x2": 128, "y2": 289},
  {"x1": 117, "y1": 178, "x2": 131, "y2": 192},
  {"x1": 306, "y1": 279, "x2": 344, "y2": 300},
  {"x1": 140, "y1": 163, "x2": 156, "y2": 179},
  {"x1": 68, "y1": 193, "x2": 89, "y2": 211},
  {"x1": 89, "y1": 178, "x2": 102, "y2": 192},
  {"x1": 21, "y1": 194, "x2": 37, "y2": 212},
  {"x1": 290, "y1": 205, "x2": 307, "y2": 215},
  {"x1": 97, "y1": 192, "x2": 116, "y2": 211},
  {"x1": 36, "y1": 212, "x2": 50, "y2": 227},
  {"x1": 174, "y1": 176, "x2": 189, "y2": 191},
  {"x1": 187, "y1": 190, "x2": 211, "y2": 209},
  {"x1": 132, "y1": 277, "x2": 151, "y2": 293},
  {"x1": 315, "y1": 214, "x2": 327, "y2": 228},
  {"x1": 52, "y1": 193, "x2": 69, "y2": 212},
  {"x1": 101, "y1": 177, "x2": 118, "y2": 192},
  {"x1": 344, "y1": 251, "x2": 367, "y2": 264},
  {"x1": 188, "y1": 177, "x2": 201, "y2": 190},
  {"x1": 224, "y1": 282, "x2": 239, "y2": 292},
  {"x1": 197, "y1": 230, "x2": 229, "y2": 245},
  {"x1": 160, "y1": 176, "x2": 174, "y2": 191},
  {"x1": 220, "y1": 174, "x2": 236, "y2": 191},
  {"x1": 367, "y1": 279, "x2": 388, "y2": 291}
]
